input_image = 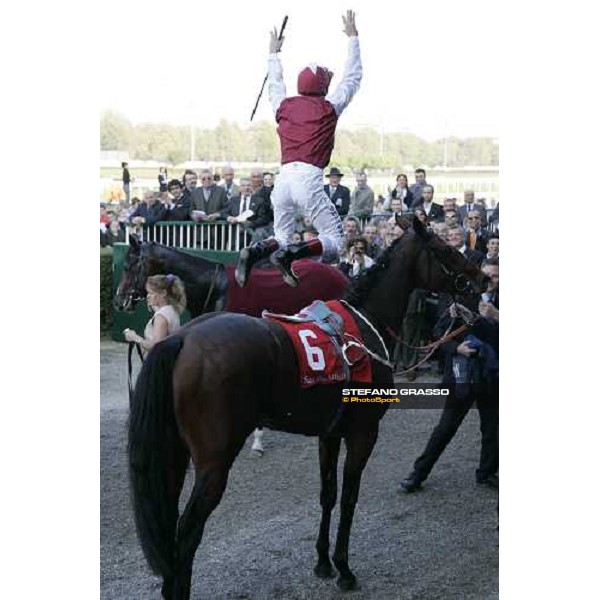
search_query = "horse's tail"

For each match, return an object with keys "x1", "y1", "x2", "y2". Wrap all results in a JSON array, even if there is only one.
[{"x1": 127, "y1": 334, "x2": 188, "y2": 579}]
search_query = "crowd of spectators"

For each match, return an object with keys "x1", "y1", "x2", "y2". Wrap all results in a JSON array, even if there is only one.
[{"x1": 101, "y1": 166, "x2": 498, "y2": 257}]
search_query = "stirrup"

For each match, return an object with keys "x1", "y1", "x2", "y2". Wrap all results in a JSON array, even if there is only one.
[{"x1": 270, "y1": 250, "x2": 300, "y2": 287}]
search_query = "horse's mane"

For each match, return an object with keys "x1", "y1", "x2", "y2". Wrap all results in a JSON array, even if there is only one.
[
  {"x1": 142, "y1": 242, "x2": 220, "y2": 266},
  {"x1": 343, "y1": 236, "x2": 405, "y2": 305}
]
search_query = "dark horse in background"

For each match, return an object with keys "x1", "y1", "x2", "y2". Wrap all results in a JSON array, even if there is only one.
[
  {"x1": 128, "y1": 216, "x2": 488, "y2": 600},
  {"x1": 114, "y1": 235, "x2": 350, "y2": 319},
  {"x1": 114, "y1": 236, "x2": 351, "y2": 453}
]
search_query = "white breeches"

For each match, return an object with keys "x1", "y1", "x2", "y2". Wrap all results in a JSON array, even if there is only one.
[{"x1": 270, "y1": 162, "x2": 345, "y2": 261}]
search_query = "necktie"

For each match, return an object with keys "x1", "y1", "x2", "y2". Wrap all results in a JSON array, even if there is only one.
[{"x1": 468, "y1": 230, "x2": 477, "y2": 249}]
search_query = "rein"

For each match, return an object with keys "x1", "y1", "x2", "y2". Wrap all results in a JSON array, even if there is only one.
[
  {"x1": 127, "y1": 341, "x2": 144, "y2": 405},
  {"x1": 339, "y1": 300, "x2": 394, "y2": 369},
  {"x1": 387, "y1": 303, "x2": 480, "y2": 376},
  {"x1": 200, "y1": 264, "x2": 222, "y2": 314}
]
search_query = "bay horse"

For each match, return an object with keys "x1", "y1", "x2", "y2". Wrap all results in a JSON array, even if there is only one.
[{"x1": 128, "y1": 216, "x2": 488, "y2": 599}]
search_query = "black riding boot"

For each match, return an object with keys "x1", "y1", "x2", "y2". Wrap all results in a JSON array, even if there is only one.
[
  {"x1": 270, "y1": 238, "x2": 324, "y2": 287},
  {"x1": 235, "y1": 238, "x2": 280, "y2": 287}
]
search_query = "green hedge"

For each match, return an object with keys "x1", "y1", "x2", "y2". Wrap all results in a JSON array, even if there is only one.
[{"x1": 100, "y1": 247, "x2": 114, "y2": 334}]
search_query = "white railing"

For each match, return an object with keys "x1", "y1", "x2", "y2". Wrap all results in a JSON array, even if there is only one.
[
  {"x1": 124, "y1": 209, "x2": 497, "y2": 251},
  {"x1": 125, "y1": 221, "x2": 253, "y2": 251}
]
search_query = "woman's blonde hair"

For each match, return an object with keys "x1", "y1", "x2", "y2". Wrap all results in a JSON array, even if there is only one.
[{"x1": 146, "y1": 274, "x2": 187, "y2": 314}]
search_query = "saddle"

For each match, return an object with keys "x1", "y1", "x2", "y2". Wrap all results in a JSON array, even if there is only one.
[{"x1": 263, "y1": 300, "x2": 372, "y2": 388}]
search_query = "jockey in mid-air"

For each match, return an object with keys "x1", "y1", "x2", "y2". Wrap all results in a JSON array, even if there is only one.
[{"x1": 236, "y1": 9, "x2": 362, "y2": 288}]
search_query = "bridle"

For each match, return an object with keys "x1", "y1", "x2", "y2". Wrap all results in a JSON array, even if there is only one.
[
  {"x1": 423, "y1": 239, "x2": 484, "y2": 296},
  {"x1": 119, "y1": 250, "x2": 149, "y2": 311},
  {"x1": 382, "y1": 234, "x2": 486, "y2": 374}
]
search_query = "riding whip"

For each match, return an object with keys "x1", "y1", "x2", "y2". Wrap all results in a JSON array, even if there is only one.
[{"x1": 250, "y1": 15, "x2": 288, "y2": 121}]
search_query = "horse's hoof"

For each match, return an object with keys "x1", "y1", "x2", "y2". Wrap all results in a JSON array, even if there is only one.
[
  {"x1": 251, "y1": 449, "x2": 264, "y2": 457},
  {"x1": 314, "y1": 562, "x2": 334, "y2": 578},
  {"x1": 337, "y1": 574, "x2": 358, "y2": 591}
]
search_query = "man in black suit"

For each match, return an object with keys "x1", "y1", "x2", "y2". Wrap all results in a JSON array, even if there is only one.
[
  {"x1": 324, "y1": 167, "x2": 351, "y2": 217},
  {"x1": 466, "y1": 210, "x2": 491, "y2": 254},
  {"x1": 155, "y1": 179, "x2": 192, "y2": 222},
  {"x1": 446, "y1": 226, "x2": 485, "y2": 266},
  {"x1": 458, "y1": 190, "x2": 488, "y2": 226},
  {"x1": 413, "y1": 184, "x2": 444, "y2": 222},
  {"x1": 409, "y1": 168, "x2": 427, "y2": 205},
  {"x1": 227, "y1": 177, "x2": 253, "y2": 220},
  {"x1": 229, "y1": 176, "x2": 273, "y2": 243},
  {"x1": 399, "y1": 258, "x2": 499, "y2": 492},
  {"x1": 182, "y1": 169, "x2": 202, "y2": 208}
]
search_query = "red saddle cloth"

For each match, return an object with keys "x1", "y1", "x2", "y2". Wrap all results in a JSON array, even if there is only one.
[
  {"x1": 265, "y1": 300, "x2": 373, "y2": 388},
  {"x1": 224, "y1": 259, "x2": 349, "y2": 317}
]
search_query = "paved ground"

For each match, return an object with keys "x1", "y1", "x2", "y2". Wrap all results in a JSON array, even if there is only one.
[{"x1": 100, "y1": 340, "x2": 498, "y2": 599}]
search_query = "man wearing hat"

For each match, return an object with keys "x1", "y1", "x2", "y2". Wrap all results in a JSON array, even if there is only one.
[
  {"x1": 324, "y1": 167, "x2": 351, "y2": 217},
  {"x1": 236, "y1": 10, "x2": 362, "y2": 288}
]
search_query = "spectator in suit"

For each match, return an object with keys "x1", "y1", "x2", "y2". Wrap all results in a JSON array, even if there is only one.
[
  {"x1": 409, "y1": 168, "x2": 427, "y2": 205},
  {"x1": 430, "y1": 222, "x2": 449, "y2": 241},
  {"x1": 250, "y1": 168, "x2": 272, "y2": 202},
  {"x1": 220, "y1": 165, "x2": 240, "y2": 200},
  {"x1": 156, "y1": 180, "x2": 192, "y2": 222},
  {"x1": 129, "y1": 190, "x2": 164, "y2": 228},
  {"x1": 399, "y1": 259, "x2": 499, "y2": 492},
  {"x1": 263, "y1": 172, "x2": 275, "y2": 193},
  {"x1": 413, "y1": 184, "x2": 444, "y2": 222},
  {"x1": 324, "y1": 167, "x2": 351, "y2": 217},
  {"x1": 338, "y1": 236, "x2": 374, "y2": 278},
  {"x1": 343, "y1": 216, "x2": 361, "y2": 244},
  {"x1": 229, "y1": 177, "x2": 273, "y2": 243},
  {"x1": 158, "y1": 167, "x2": 169, "y2": 192},
  {"x1": 191, "y1": 169, "x2": 230, "y2": 221},
  {"x1": 485, "y1": 235, "x2": 499, "y2": 261},
  {"x1": 458, "y1": 190, "x2": 488, "y2": 226},
  {"x1": 444, "y1": 208, "x2": 460, "y2": 228},
  {"x1": 490, "y1": 203, "x2": 499, "y2": 232},
  {"x1": 349, "y1": 171, "x2": 374, "y2": 219},
  {"x1": 384, "y1": 173, "x2": 414, "y2": 211},
  {"x1": 227, "y1": 178, "x2": 253, "y2": 222},
  {"x1": 443, "y1": 197, "x2": 458, "y2": 212},
  {"x1": 465, "y1": 210, "x2": 490, "y2": 254},
  {"x1": 182, "y1": 170, "x2": 201, "y2": 208},
  {"x1": 446, "y1": 226, "x2": 485, "y2": 266},
  {"x1": 388, "y1": 198, "x2": 406, "y2": 216}
]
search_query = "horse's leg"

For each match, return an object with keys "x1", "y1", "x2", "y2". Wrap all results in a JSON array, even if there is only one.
[
  {"x1": 159, "y1": 446, "x2": 190, "y2": 600},
  {"x1": 332, "y1": 429, "x2": 379, "y2": 591},
  {"x1": 169, "y1": 459, "x2": 234, "y2": 600},
  {"x1": 170, "y1": 400, "x2": 252, "y2": 600},
  {"x1": 314, "y1": 436, "x2": 341, "y2": 578}
]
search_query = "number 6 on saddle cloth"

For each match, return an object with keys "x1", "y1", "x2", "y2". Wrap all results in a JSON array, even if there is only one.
[{"x1": 263, "y1": 300, "x2": 373, "y2": 388}]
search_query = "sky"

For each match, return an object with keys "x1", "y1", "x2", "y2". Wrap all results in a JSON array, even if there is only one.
[{"x1": 99, "y1": 0, "x2": 501, "y2": 141}]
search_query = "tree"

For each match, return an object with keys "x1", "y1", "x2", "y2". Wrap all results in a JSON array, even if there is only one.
[{"x1": 100, "y1": 110, "x2": 133, "y2": 151}]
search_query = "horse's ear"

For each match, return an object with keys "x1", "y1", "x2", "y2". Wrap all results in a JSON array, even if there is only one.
[
  {"x1": 395, "y1": 214, "x2": 411, "y2": 231},
  {"x1": 412, "y1": 215, "x2": 430, "y2": 240}
]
